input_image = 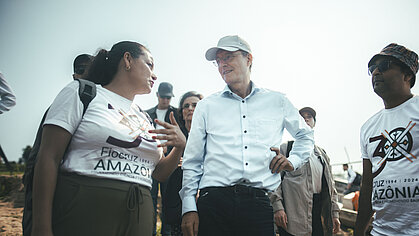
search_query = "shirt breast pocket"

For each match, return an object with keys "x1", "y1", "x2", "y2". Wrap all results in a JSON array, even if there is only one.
[{"x1": 253, "y1": 119, "x2": 280, "y2": 146}]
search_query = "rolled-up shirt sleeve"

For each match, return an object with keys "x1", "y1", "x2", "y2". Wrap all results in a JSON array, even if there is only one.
[
  {"x1": 180, "y1": 101, "x2": 206, "y2": 215},
  {"x1": 282, "y1": 97, "x2": 314, "y2": 170}
]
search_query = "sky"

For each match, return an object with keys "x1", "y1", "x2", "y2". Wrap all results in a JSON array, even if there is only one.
[{"x1": 1, "y1": 0, "x2": 418, "y2": 174}]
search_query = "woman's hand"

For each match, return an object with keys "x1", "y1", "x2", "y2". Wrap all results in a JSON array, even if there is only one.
[{"x1": 149, "y1": 111, "x2": 186, "y2": 149}]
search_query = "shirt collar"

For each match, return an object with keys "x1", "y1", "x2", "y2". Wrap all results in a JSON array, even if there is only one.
[{"x1": 221, "y1": 81, "x2": 260, "y2": 99}]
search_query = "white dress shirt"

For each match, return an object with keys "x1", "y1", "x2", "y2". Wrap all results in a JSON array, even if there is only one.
[
  {"x1": 347, "y1": 168, "x2": 356, "y2": 184},
  {"x1": 0, "y1": 72, "x2": 16, "y2": 114},
  {"x1": 180, "y1": 82, "x2": 314, "y2": 214}
]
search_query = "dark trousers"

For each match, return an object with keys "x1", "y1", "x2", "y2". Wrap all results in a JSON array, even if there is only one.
[
  {"x1": 312, "y1": 193, "x2": 324, "y2": 236},
  {"x1": 344, "y1": 185, "x2": 360, "y2": 195},
  {"x1": 277, "y1": 194, "x2": 324, "y2": 236},
  {"x1": 52, "y1": 173, "x2": 153, "y2": 236},
  {"x1": 197, "y1": 185, "x2": 274, "y2": 236},
  {"x1": 151, "y1": 177, "x2": 171, "y2": 236}
]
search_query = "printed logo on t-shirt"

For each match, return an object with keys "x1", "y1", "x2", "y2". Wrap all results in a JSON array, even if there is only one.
[
  {"x1": 106, "y1": 104, "x2": 155, "y2": 148},
  {"x1": 369, "y1": 121, "x2": 416, "y2": 176},
  {"x1": 91, "y1": 103, "x2": 159, "y2": 182}
]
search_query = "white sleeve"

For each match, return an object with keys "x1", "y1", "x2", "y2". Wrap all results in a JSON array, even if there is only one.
[
  {"x1": 179, "y1": 101, "x2": 206, "y2": 215},
  {"x1": 282, "y1": 96, "x2": 314, "y2": 170},
  {"x1": 0, "y1": 73, "x2": 16, "y2": 114},
  {"x1": 348, "y1": 169, "x2": 356, "y2": 183},
  {"x1": 360, "y1": 125, "x2": 369, "y2": 160},
  {"x1": 44, "y1": 81, "x2": 83, "y2": 134}
]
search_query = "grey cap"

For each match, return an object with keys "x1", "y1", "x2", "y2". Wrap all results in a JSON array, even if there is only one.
[
  {"x1": 205, "y1": 35, "x2": 252, "y2": 61},
  {"x1": 157, "y1": 82, "x2": 174, "y2": 97}
]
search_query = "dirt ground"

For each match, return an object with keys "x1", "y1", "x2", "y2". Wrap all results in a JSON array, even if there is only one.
[
  {"x1": 0, "y1": 174, "x2": 24, "y2": 236},
  {"x1": 0, "y1": 200, "x2": 23, "y2": 236}
]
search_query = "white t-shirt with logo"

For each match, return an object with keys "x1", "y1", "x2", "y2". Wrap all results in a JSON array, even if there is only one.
[
  {"x1": 45, "y1": 81, "x2": 163, "y2": 188},
  {"x1": 360, "y1": 95, "x2": 419, "y2": 236}
]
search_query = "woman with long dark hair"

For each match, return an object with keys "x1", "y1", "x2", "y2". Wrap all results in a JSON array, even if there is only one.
[
  {"x1": 31, "y1": 41, "x2": 185, "y2": 236},
  {"x1": 163, "y1": 91, "x2": 203, "y2": 236}
]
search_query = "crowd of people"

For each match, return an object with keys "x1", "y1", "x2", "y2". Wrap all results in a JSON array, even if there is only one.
[{"x1": 0, "y1": 35, "x2": 418, "y2": 236}]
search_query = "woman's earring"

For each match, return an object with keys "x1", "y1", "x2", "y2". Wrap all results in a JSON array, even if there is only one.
[{"x1": 126, "y1": 66, "x2": 131, "y2": 70}]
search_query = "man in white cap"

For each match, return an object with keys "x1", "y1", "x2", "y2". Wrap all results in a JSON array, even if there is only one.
[{"x1": 180, "y1": 35, "x2": 314, "y2": 236}]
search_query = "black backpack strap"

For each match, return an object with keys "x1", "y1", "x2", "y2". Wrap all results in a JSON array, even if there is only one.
[{"x1": 75, "y1": 79, "x2": 96, "y2": 115}]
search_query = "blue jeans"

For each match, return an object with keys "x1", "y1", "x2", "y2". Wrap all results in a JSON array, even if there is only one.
[{"x1": 197, "y1": 185, "x2": 274, "y2": 236}]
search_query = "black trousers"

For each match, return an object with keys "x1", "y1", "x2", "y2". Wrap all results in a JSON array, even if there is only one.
[
  {"x1": 312, "y1": 193, "x2": 324, "y2": 236},
  {"x1": 197, "y1": 185, "x2": 274, "y2": 236}
]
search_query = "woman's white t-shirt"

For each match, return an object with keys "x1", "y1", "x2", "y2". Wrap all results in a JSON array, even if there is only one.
[{"x1": 44, "y1": 81, "x2": 163, "y2": 188}]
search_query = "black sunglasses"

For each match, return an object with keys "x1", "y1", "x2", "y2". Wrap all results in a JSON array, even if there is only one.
[{"x1": 368, "y1": 60, "x2": 404, "y2": 75}]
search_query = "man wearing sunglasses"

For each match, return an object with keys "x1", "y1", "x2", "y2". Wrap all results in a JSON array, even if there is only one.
[
  {"x1": 355, "y1": 44, "x2": 419, "y2": 236},
  {"x1": 180, "y1": 35, "x2": 314, "y2": 236},
  {"x1": 146, "y1": 82, "x2": 179, "y2": 236},
  {"x1": 72, "y1": 54, "x2": 93, "y2": 80}
]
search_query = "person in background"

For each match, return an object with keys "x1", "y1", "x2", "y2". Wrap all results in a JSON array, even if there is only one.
[
  {"x1": 270, "y1": 107, "x2": 340, "y2": 236},
  {"x1": 22, "y1": 53, "x2": 95, "y2": 236},
  {"x1": 164, "y1": 91, "x2": 203, "y2": 236},
  {"x1": 72, "y1": 54, "x2": 94, "y2": 80},
  {"x1": 146, "y1": 82, "x2": 178, "y2": 236},
  {"x1": 0, "y1": 72, "x2": 16, "y2": 114},
  {"x1": 342, "y1": 163, "x2": 360, "y2": 195},
  {"x1": 31, "y1": 41, "x2": 186, "y2": 236},
  {"x1": 0, "y1": 72, "x2": 17, "y2": 170},
  {"x1": 180, "y1": 35, "x2": 314, "y2": 236},
  {"x1": 355, "y1": 43, "x2": 419, "y2": 235}
]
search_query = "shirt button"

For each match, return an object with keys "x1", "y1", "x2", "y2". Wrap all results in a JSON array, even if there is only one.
[
  {"x1": 243, "y1": 115, "x2": 246, "y2": 118},
  {"x1": 242, "y1": 100, "x2": 245, "y2": 103},
  {"x1": 246, "y1": 162, "x2": 248, "y2": 166},
  {"x1": 244, "y1": 130, "x2": 247, "y2": 133},
  {"x1": 244, "y1": 146, "x2": 248, "y2": 149}
]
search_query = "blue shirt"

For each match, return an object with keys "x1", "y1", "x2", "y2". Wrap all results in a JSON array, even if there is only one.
[{"x1": 180, "y1": 82, "x2": 314, "y2": 214}]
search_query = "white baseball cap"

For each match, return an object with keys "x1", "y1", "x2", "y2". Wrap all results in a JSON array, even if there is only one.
[{"x1": 205, "y1": 35, "x2": 252, "y2": 61}]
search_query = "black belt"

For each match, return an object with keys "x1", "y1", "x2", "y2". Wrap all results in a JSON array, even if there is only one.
[{"x1": 202, "y1": 185, "x2": 268, "y2": 197}]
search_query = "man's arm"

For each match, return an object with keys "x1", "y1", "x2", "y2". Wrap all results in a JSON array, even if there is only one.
[
  {"x1": 282, "y1": 97, "x2": 314, "y2": 170},
  {"x1": 269, "y1": 183, "x2": 288, "y2": 229},
  {"x1": 179, "y1": 102, "x2": 206, "y2": 236},
  {"x1": 269, "y1": 142, "x2": 289, "y2": 229},
  {"x1": 354, "y1": 159, "x2": 374, "y2": 236},
  {"x1": 0, "y1": 73, "x2": 16, "y2": 114},
  {"x1": 321, "y1": 148, "x2": 341, "y2": 234}
]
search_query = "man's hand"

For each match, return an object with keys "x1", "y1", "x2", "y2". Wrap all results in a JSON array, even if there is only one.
[
  {"x1": 269, "y1": 147, "x2": 294, "y2": 173},
  {"x1": 274, "y1": 210, "x2": 288, "y2": 229},
  {"x1": 333, "y1": 217, "x2": 341, "y2": 234},
  {"x1": 182, "y1": 212, "x2": 199, "y2": 236}
]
